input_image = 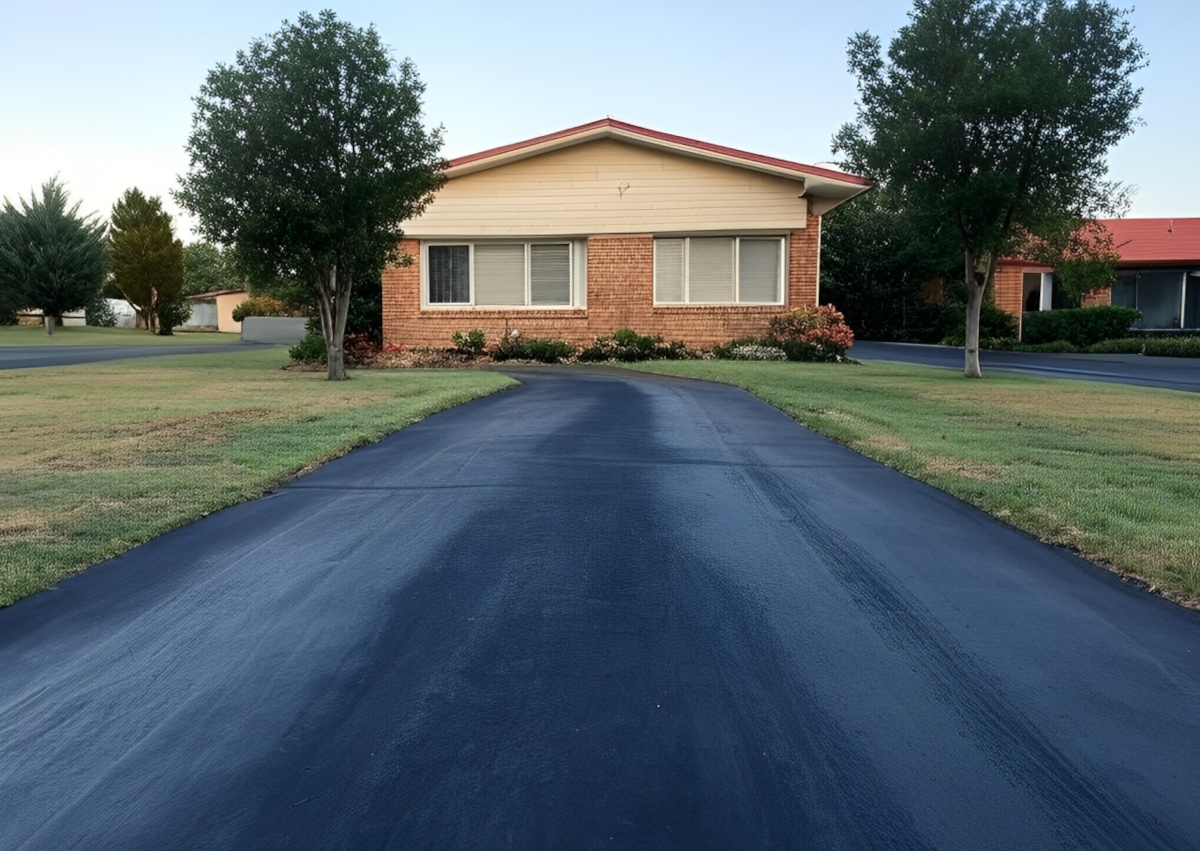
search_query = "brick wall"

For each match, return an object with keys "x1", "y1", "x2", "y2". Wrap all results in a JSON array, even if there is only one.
[
  {"x1": 382, "y1": 215, "x2": 823, "y2": 349},
  {"x1": 993, "y1": 265, "x2": 1026, "y2": 317}
]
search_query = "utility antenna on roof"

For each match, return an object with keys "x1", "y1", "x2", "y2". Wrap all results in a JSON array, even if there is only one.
[{"x1": 1168, "y1": 219, "x2": 1174, "y2": 233}]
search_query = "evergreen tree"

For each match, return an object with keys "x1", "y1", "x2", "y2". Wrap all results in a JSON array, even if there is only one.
[
  {"x1": 0, "y1": 178, "x2": 106, "y2": 331},
  {"x1": 109, "y1": 189, "x2": 187, "y2": 335}
]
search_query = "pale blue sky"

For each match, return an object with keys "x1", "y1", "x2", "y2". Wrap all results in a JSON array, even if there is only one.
[{"x1": 2, "y1": 1, "x2": 1196, "y2": 240}]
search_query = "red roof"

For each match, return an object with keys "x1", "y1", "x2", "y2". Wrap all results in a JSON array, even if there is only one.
[
  {"x1": 447, "y1": 118, "x2": 872, "y2": 186},
  {"x1": 1100, "y1": 218, "x2": 1200, "y2": 265}
]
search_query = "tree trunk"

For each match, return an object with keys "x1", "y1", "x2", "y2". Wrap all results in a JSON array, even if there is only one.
[
  {"x1": 962, "y1": 249, "x2": 984, "y2": 378},
  {"x1": 43, "y1": 315, "x2": 54, "y2": 335},
  {"x1": 316, "y1": 262, "x2": 352, "y2": 381}
]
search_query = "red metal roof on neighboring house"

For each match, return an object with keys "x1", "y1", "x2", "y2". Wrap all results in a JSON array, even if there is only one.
[
  {"x1": 1100, "y1": 218, "x2": 1200, "y2": 265},
  {"x1": 446, "y1": 118, "x2": 873, "y2": 186}
]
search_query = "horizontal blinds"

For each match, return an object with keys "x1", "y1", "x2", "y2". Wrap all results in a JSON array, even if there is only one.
[
  {"x1": 654, "y1": 239, "x2": 684, "y2": 303},
  {"x1": 738, "y1": 239, "x2": 781, "y2": 303},
  {"x1": 530, "y1": 244, "x2": 571, "y2": 305},
  {"x1": 688, "y1": 237, "x2": 735, "y2": 303},
  {"x1": 473, "y1": 244, "x2": 526, "y2": 305},
  {"x1": 427, "y1": 245, "x2": 470, "y2": 304}
]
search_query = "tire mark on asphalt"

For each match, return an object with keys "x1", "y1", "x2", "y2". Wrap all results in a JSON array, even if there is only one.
[{"x1": 734, "y1": 456, "x2": 1188, "y2": 850}]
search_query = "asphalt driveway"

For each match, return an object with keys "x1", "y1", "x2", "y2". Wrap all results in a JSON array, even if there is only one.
[
  {"x1": 0, "y1": 342, "x2": 266, "y2": 370},
  {"x1": 851, "y1": 340, "x2": 1200, "y2": 392},
  {"x1": 1, "y1": 368, "x2": 1197, "y2": 849}
]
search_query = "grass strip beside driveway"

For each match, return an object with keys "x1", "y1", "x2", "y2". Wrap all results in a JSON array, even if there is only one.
[
  {"x1": 0, "y1": 349, "x2": 514, "y2": 606},
  {"x1": 627, "y1": 360, "x2": 1200, "y2": 606}
]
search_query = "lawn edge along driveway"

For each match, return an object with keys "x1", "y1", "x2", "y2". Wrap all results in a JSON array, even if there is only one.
[{"x1": 0, "y1": 349, "x2": 515, "y2": 606}]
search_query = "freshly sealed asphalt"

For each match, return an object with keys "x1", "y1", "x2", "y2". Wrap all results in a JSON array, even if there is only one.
[
  {"x1": 850, "y1": 339, "x2": 1200, "y2": 392},
  {"x1": 1, "y1": 368, "x2": 1198, "y2": 850},
  {"x1": 0, "y1": 342, "x2": 264, "y2": 370}
]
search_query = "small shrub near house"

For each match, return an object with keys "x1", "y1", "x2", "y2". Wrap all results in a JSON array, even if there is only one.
[
  {"x1": 940, "y1": 302, "x2": 1018, "y2": 347},
  {"x1": 288, "y1": 329, "x2": 382, "y2": 365},
  {"x1": 577, "y1": 328, "x2": 693, "y2": 362},
  {"x1": 492, "y1": 335, "x2": 576, "y2": 363},
  {"x1": 766, "y1": 305, "x2": 856, "y2": 362},
  {"x1": 1022, "y1": 306, "x2": 1141, "y2": 347},
  {"x1": 231, "y1": 294, "x2": 303, "y2": 322},
  {"x1": 451, "y1": 329, "x2": 487, "y2": 356}
]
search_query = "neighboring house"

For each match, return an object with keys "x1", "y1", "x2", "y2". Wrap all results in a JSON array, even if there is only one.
[
  {"x1": 383, "y1": 119, "x2": 871, "y2": 348},
  {"x1": 995, "y1": 218, "x2": 1200, "y2": 331},
  {"x1": 182, "y1": 289, "x2": 249, "y2": 333}
]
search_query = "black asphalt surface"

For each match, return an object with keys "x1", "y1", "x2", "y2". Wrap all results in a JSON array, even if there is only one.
[
  {"x1": 0, "y1": 342, "x2": 265, "y2": 370},
  {"x1": 851, "y1": 339, "x2": 1200, "y2": 392},
  {"x1": 2, "y1": 368, "x2": 1198, "y2": 849}
]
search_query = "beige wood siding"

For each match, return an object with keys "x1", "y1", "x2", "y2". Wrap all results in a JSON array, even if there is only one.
[{"x1": 402, "y1": 138, "x2": 809, "y2": 237}]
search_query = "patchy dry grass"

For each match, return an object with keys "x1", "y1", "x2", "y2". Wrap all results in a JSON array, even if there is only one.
[
  {"x1": 627, "y1": 360, "x2": 1200, "y2": 607},
  {"x1": 0, "y1": 349, "x2": 514, "y2": 605}
]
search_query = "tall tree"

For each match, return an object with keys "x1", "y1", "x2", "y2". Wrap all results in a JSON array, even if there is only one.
[
  {"x1": 834, "y1": 0, "x2": 1144, "y2": 376},
  {"x1": 109, "y1": 189, "x2": 187, "y2": 335},
  {"x1": 176, "y1": 10, "x2": 445, "y2": 379},
  {"x1": 182, "y1": 241, "x2": 244, "y2": 296},
  {"x1": 0, "y1": 178, "x2": 106, "y2": 332}
]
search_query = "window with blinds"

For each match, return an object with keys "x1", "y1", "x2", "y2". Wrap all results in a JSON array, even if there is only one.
[
  {"x1": 654, "y1": 237, "x2": 783, "y2": 304},
  {"x1": 426, "y1": 242, "x2": 575, "y2": 307}
]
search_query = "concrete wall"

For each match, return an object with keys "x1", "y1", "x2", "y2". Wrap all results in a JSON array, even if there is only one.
[{"x1": 241, "y1": 316, "x2": 308, "y2": 344}]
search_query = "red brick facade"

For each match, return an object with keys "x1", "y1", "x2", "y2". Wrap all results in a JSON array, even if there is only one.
[{"x1": 382, "y1": 215, "x2": 824, "y2": 349}]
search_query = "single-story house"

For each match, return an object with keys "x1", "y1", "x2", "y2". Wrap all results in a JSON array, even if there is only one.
[
  {"x1": 995, "y1": 218, "x2": 1200, "y2": 331},
  {"x1": 182, "y1": 289, "x2": 249, "y2": 333},
  {"x1": 383, "y1": 119, "x2": 871, "y2": 349}
]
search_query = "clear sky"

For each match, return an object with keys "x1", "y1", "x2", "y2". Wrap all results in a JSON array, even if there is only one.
[{"x1": 2, "y1": 1, "x2": 1196, "y2": 241}]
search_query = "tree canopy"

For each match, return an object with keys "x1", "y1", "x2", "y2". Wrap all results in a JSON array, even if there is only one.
[
  {"x1": 182, "y1": 241, "x2": 244, "y2": 297},
  {"x1": 0, "y1": 178, "x2": 106, "y2": 329},
  {"x1": 109, "y1": 189, "x2": 187, "y2": 335},
  {"x1": 176, "y1": 10, "x2": 445, "y2": 379},
  {"x1": 834, "y1": 0, "x2": 1144, "y2": 376}
]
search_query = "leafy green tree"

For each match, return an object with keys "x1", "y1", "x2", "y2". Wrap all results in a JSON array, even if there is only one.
[
  {"x1": 821, "y1": 191, "x2": 961, "y2": 342},
  {"x1": 109, "y1": 189, "x2": 187, "y2": 335},
  {"x1": 834, "y1": 0, "x2": 1144, "y2": 376},
  {"x1": 176, "y1": 10, "x2": 445, "y2": 379},
  {"x1": 182, "y1": 241, "x2": 244, "y2": 296},
  {"x1": 0, "y1": 178, "x2": 106, "y2": 331}
]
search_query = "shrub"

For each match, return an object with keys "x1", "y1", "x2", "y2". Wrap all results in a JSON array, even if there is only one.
[
  {"x1": 1022, "y1": 306, "x2": 1141, "y2": 347},
  {"x1": 343, "y1": 332, "x2": 381, "y2": 364},
  {"x1": 941, "y1": 302, "x2": 1019, "y2": 346},
  {"x1": 1087, "y1": 336, "x2": 1200, "y2": 357},
  {"x1": 288, "y1": 327, "x2": 327, "y2": 364},
  {"x1": 492, "y1": 335, "x2": 576, "y2": 363},
  {"x1": 767, "y1": 305, "x2": 856, "y2": 361},
  {"x1": 232, "y1": 294, "x2": 298, "y2": 322},
  {"x1": 84, "y1": 295, "x2": 119, "y2": 328},
  {"x1": 726, "y1": 344, "x2": 788, "y2": 361},
  {"x1": 451, "y1": 328, "x2": 486, "y2": 355},
  {"x1": 577, "y1": 327, "x2": 693, "y2": 362}
]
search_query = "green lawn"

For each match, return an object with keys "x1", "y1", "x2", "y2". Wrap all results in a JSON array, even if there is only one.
[
  {"x1": 0, "y1": 350, "x2": 514, "y2": 605},
  {"x1": 0, "y1": 325, "x2": 243, "y2": 345},
  {"x1": 627, "y1": 360, "x2": 1200, "y2": 607}
]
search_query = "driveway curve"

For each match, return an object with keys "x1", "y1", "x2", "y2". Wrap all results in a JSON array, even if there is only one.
[{"x1": 1, "y1": 368, "x2": 1197, "y2": 850}]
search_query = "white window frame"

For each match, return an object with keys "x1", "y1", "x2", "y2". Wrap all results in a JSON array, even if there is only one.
[
  {"x1": 422, "y1": 240, "x2": 585, "y2": 310},
  {"x1": 653, "y1": 236, "x2": 787, "y2": 306}
]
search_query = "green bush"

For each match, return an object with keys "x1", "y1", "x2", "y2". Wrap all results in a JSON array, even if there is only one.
[
  {"x1": 492, "y1": 335, "x2": 576, "y2": 363},
  {"x1": 84, "y1": 295, "x2": 119, "y2": 328},
  {"x1": 577, "y1": 328, "x2": 692, "y2": 362},
  {"x1": 942, "y1": 302, "x2": 1019, "y2": 346},
  {"x1": 232, "y1": 294, "x2": 299, "y2": 322},
  {"x1": 1086, "y1": 336, "x2": 1200, "y2": 357},
  {"x1": 451, "y1": 328, "x2": 486, "y2": 355},
  {"x1": 1022, "y1": 306, "x2": 1141, "y2": 347},
  {"x1": 288, "y1": 327, "x2": 327, "y2": 364}
]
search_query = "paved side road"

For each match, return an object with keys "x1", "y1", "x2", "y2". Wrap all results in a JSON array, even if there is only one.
[
  {"x1": 1, "y1": 368, "x2": 1197, "y2": 849},
  {"x1": 0, "y1": 342, "x2": 266, "y2": 370},
  {"x1": 851, "y1": 339, "x2": 1200, "y2": 391}
]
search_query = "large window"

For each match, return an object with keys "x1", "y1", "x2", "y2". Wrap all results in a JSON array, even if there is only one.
[
  {"x1": 1113, "y1": 270, "x2": 1200, "y2": 330},
  {"x1": 426, "y1": 242, "x2": 577, "y2": 307},
  {"x1": 654, "y1": 237, "x2": 784, "y2": 304}
]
